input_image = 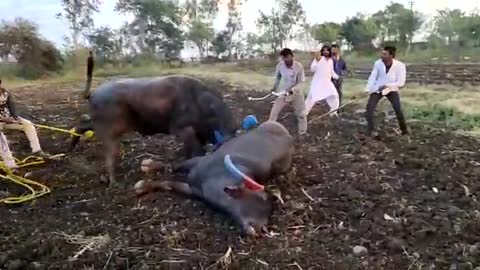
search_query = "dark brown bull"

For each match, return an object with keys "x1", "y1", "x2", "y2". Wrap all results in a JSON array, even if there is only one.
[
  {"x1": 135, "y1": 121, "x2": 294, "y2": 237},
  {"x1": 81, "y1": 57, "x2": 238, "y2": 187}
]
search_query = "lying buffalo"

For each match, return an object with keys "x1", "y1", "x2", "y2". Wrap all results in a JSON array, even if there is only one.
[
  {"x1": 134, "y1": 121, "x2": 294, "y2": 237},
  {"x1": 81, "y1": 58, "x2": 238, "y2": 187}
]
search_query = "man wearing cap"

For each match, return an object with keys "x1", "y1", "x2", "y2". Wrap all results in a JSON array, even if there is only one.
[{"x1": 268, "y1": 48, "x2": 307, "y2": 136}]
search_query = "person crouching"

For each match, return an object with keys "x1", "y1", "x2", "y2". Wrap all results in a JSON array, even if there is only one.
[{"x1": 0, "y1": 80, "x2": 51, "y2": 170}]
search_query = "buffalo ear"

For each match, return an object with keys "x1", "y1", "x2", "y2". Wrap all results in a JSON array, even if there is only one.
[{"x1": 224, "y1": 186, "x2": 246, "y2": 199}]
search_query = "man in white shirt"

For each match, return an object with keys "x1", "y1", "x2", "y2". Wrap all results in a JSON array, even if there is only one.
[{"x1": 365, "y1": 45, "x2": 408, "y2": 137}]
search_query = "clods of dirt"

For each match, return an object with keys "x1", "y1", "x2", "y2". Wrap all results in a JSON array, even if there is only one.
[{"x1": 1, "y1": 78, "x2": 480, "y2": 269}]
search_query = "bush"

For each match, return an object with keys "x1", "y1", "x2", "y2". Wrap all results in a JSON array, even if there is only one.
[{"x1": 0, "y1": 17, "x2": 64, "y2": 79}]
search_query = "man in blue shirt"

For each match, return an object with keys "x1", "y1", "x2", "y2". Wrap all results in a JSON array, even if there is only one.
[{"x1": 331, "y1": 44, "x2": 347, "y2": 109}]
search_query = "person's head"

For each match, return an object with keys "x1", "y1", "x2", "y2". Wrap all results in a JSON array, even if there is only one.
[
  {"x1": 332, "y1": 44, "x2": 340, "y2": 57},
  {"x1": 381, "y1": 45, "x2": 396, "y2": 63},
  {"x1": 280, "y1": 48, "x2": 294, "y2": 66},
  {"x1": 88, "y1": 50, "x2": 93, "y2": 57},
  {"x1": 321, "y1": 44, "x2": 332, "y2": 58}
]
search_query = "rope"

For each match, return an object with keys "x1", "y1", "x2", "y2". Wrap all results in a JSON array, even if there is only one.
[
  {"x1": 0, "y1": 155, "x2": 49, "y2": 204},
  {"x1": 33, "y1": 123, "x2": 83, "y2": 137},
  {"x1": 0, "y1": 121, "x2": 91, "y2": 205},
  {"x1": 307, "y1": 93, "x2": 387, "y2": 124}
]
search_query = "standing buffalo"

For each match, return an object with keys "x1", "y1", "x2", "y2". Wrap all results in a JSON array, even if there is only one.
[{"x1": 81, "y1": 57, "x2": 237, "y2": 187}]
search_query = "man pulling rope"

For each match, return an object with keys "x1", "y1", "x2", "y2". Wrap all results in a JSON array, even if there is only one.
[{"x1": 0, "y1": 80, "x2": 52, "y2": 171}]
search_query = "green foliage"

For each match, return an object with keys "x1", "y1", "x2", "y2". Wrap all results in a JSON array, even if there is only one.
[
  {"x1": 224, "y1": 0, "x2": 243, "y2": 60},
  {"x1": 431, "y1": 9, "x2": 480, "y2": 48},
  {"x1": 187, "y1": 20, "x2": 215, "y2": 57},
  {"x1": 341, "y1": 15, "x2": 378, "y2": 51},
  {"x1": 256, "y1": 0, "x2": 306, "y2": 54},
  {"x1": 56, "y1": 0, "x2": 101, "y2": 48},
  {"x1": 371, "y1": 3, "x2": 424, "y2": 48},
  {"x1": 87, "y1": 27, "x2": 120, "y2": 63},
  {"x1": 183, "y1": 0, "x2": 219, "y2": 57},
  {"x1": 116, "y1": 0, "x2": 185, "y2": 59},
  {"x1": 310, "y1": 22, "x2": 342, "y2": 45},
  {"x1": 211, "y1": 30, "x2": 229, "y2": 57},
  {"x1": 0, "y1": 18, "x2": 63, "y2": 79},
  {"x1": 407, "y1": 104, "x2": 480, "y2": 131}
]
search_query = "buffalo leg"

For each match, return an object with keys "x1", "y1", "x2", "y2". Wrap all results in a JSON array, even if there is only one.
[
  {"x1": 173, "y1": 126, "x2": 205, "y2": 158},
  {"x1": 135, "y1": 179, "x2": 202, "y2": 198},
  {"x1": 104, "y1": 138, "x2": 120, "y2": 187},
  {"x1": 95, "y1": 123, "x2": 121, "y2": 188},
  {"x1": 172, "y1": 156, "x2": 203, "y2": 175}
]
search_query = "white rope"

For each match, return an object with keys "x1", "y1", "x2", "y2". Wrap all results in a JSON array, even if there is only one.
[{"x1": 247, "y1": 91, "x2": 289, "y2": 101}]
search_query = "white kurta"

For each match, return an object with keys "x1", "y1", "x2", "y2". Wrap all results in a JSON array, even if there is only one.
[{"x1": 307, "y1": 57, "x2": 339, "y2": 102}]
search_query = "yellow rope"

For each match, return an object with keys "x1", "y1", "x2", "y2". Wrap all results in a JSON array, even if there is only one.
[
  {"x1": 0, "y1": 121, "x2": 90, "y2": 205},
  {"x1": 33, "y1": 124, "x2": 83, "y2": 137},
  {"x1": 0, "y1": 122, "x2": 104, "y2": 204},
  {"x1": 0, "y1": 156, "x2": 49, "y2": 204}
]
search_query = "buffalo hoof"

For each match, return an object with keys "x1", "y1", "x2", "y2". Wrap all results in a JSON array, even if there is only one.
[
  {"x1": 134, "y1": 180, "x2": 152, "y2": 196},
  {"x1": 140, "y1": 158, "x2": 164, "y2": 175},
  {"x1": 244, "y1": 226, "x2": 257, "y2": 239}
]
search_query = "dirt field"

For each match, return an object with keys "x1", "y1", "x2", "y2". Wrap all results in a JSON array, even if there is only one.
[{"x1": 1, "y1": 78, "x2": 480, "y2": 270}]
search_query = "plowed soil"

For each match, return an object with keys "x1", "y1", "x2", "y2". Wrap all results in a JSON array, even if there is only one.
[{"x1": 1, "y1": 78, "x2": 480, "y2": 270}]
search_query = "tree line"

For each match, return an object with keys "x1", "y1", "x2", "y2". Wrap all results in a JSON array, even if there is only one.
[{"x1": 0, "y1": 0, "x2": 479, "y2": 78}]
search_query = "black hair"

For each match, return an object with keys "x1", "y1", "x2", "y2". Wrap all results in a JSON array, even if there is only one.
[
  {"x1": 321, "y1": 44, "x2": 332, "y2": 57},
  {"x1": 383, "y1": 45, "x2": 397, "y2": 58},
  {"x1": 331, "y1": 44, "x2": 339, "y2": 48},
  {"x1": 280, "y1": 48, "x2": 293, "y2": 57}
]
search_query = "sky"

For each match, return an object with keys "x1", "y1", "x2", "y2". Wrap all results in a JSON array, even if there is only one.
[{"x1": 0, "y1": 0, "x2": 478, "y2": 49}]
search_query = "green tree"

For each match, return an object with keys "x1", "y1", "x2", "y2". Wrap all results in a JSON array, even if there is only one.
[
  {"x1": 341, "y1": 15, "x2": 378, "y2": 51},
  {"x1": 187, "y1": 20, "x2": 214, "y2": 58},
  {"x1": 225, "y1": 0, "x2": 244, "y2": 60},
  {"x1": 372, "y1": 2, "x2": 424, "y2": 48},
  {"x1": 431, "y1": 9, "x2": 480, "y2": 47},
  {"x1": 116, "y1": 0, "x2": 185, "y2": 59},
  {"x1": 0, "y1": 18, "x2": 63, "y2": 78},
  {"x1": 256, "y1": 0, "x2": 306, "y2": 54},
  {"x1": 87, "y1": 26, "x2": 118, "y2": 63},
  {"x1": 310, "y1": 22, "x2": 342, "y2": 45},
  {"x1": 56, "y1": 0, "x2": 101, "y2": 47},
  {"x1": 183, "y1": 0, "x2": 219, "y2": 58},
  {"x1": 211, "y1": 30, "x2": 229, "y2": 57}
]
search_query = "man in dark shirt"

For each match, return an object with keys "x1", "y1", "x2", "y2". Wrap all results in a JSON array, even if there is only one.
[
  {"x1": 0, "y1": 80, "x2": 50, "y2": 169},
  {"x1": 331, "y1": 44, "x2": 347, "y2": 108}
]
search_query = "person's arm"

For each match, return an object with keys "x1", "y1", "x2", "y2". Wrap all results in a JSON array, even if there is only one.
[
  {"x1": 330, "y1": 59, "x2": 339, "y2": 80},
  {"x1": 272, "y1": 63, "x2": 282, "y2": 92},
  {"x1": 6, "y1": 93, "x2": 18, "y2": 119},
  {"x1": 365, "y1": 62, "x2": 380, "y2": 92},
  {"x1": 310, "y1": 59, "x2": 320, "y2": 72},
  {"x1": 342, "y1": 59, "x2": 348, "y2": 77},
  {"x1": 385, "y1": 63, "x2": 406, "y2": 88}
]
